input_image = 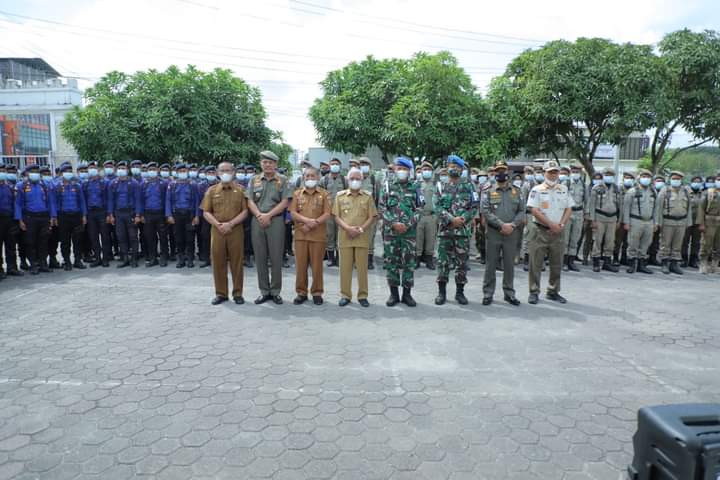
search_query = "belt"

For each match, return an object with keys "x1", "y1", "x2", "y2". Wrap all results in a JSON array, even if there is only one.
[
  {"x1": 145, "y1": 209, "x2": 163, "y2": 215},
  {"x1": 88, "y1": 206, "x2": 105, "y2": 212},
  {"x1": 24, "y1": 211, "x2": 49, "y2": 218},
  {"x1": 173, "y1": 209, "x2": 192, "y2": 215},
  {"x1": 59, "y1": 211, "x2": 82, "y2": 216},
  {"x1": 115, "y1": 208, "x2": 132, "y2": 213},
  {"x1": 572, "y1": 206, "x2": 584, "y2": 211},
  {"x1": 595, "y1": 209, "x2": 618, "y2": 218},
  {"x1": 664, "y1": 214, "x2": 687, "y2": 221},
  {"x1": 629, "y1": 214, "x2": 652, "y2": 221}
]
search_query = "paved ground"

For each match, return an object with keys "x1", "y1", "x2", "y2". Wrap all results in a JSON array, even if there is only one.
[{"x1": 1, "y1": 250, "x2": 719, "y2": 480}]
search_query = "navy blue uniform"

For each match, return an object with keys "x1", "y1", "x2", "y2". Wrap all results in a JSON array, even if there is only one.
[
  {"x1": 196, "y1": 179, "x2": 215, "y2": 265},
  {"x1": 0, "y1": 180, "x2": 18, "y2": 273},
  {"x1": 108, "y1": 178, "x2": 142, "y2": 262},
  {"x1": 166, "y1": 180, "x2": 198, "y2": 265},
  {"x1": 55, "y1": 180, "x2": 87, "y2": 265},
  {"x1": 83, "y1": 176, "x2": 112, "y2": 265},
  {"x1": 14, "y1": 180, "x2": 57, "y2": 270},
  {"x1": 141, "y1": 178, "x2": 169, "y2": 263}
]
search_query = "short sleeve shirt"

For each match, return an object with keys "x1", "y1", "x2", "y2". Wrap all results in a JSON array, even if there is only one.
[
  {"x1": 332, "y1": 190, "x2": 377, "y2": 248},
  {"x1": 526, "y1": 182, "x2": 574, "y2": 224},
  {"x1": 290, "y1": 187, "x2": 331, "y2": 242},
  {"x1": 245, "y1": 173, "x2": 293, "y2": 213},
  {"x1": 200, "y1": 182, "x2": 247, "y2": 222}
]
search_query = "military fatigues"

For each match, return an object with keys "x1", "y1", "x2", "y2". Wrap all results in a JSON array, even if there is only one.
[
  {"x1": 681, "y1": 189, "x2": 703, "y2": 266},
  {"x1": 481, "y1": 183, "x2": 524, "y2": 298},
  {"x1": 247, "y1": 173, "x2": 293, "y2": 297},
  {"x1": 434, "y1": 179, "x2": 479, "y2": 285},
  {"x1": 588, "y1": 183, "x2": 620, "y2": 263},
  {"x1": 416, "y1": 179, "x2": 438, "y2": 261},
  {"x1": 564, "y1": 178, "x2": 586, "y2": 258},
  {"x1": 290, "y1": 187, "x2": 331, "y2": 297},
  {"x1": 656, "y1": 187, "x2": 692, "y2": 262},
  {"x1": 623, "y1": 185, "x2": 657, "y2": 261},
  {"x1": 321, "y1": 174, "x2": 347, "y2": 257},
  {"x1": 380, "y1": 179, "x2": 422, "y2": 288},
  {"x1": 698, "y1": 188, "x2": 720, "y2": 272}
]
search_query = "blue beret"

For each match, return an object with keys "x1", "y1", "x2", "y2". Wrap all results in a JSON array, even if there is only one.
[
  {"x1": 447, "y1": 155, "x2": 465, "y2": 168},
  {"x1": 394, "y1": 156, "x2": 413, "y2": 170}
]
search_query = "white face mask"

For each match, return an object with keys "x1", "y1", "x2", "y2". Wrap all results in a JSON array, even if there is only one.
[
  {"x1": 395, "y1": 170, "x2": 409, "y2": 181},
  {"x1": 440, "y1": 175, "x2": 449, "y2": 184},
  {"x1": 639, "y1": 177, "x2": 651, "y2": 187},
  {"x1": 571, "y1": 173, "x2": 581, "y2": 181},
  {"x1": 304, "y1": 179, "x2": 318, "y2": 189},
  {"x1": 206, "y1": 174, "x2": 216, "y2": 182},
  {"x1": 559, "y1": 174, "x2": 568, "y2": 182},
  {"x1": 88, "y1": 168, "x2": 98, "y2": 177},
  {"x1": 330, "y1": 164, "x2": 340, "y2": 173},
  {"x1": 512, "y1": 180, "x2": 523, "y2": 188},
  {"x1": 360, "y1": 165, "x2": 370, "y2": 174},
  {"x1": 534, "y1": 174, "x2": 544, "y2": 182},
  {"x1": 220, "y1": 173, "x2": 233, "y2": 183},
  {"x1": 477, "y1": 176, "x2": 487, "y2": 184},
  {"x1": 349, "y1": 180, "x2": 362, "y2": 190},
  {"x1": 545, "y1": 178, "x2": 557, "y2": 187}
]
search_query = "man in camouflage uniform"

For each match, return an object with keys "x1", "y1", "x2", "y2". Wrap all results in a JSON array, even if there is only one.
[
  {"x1": 656, "y1": 171, "x2": 692, "y2": 275},
  {"x1": 698, "y1": 171, "x2": 720, "y2": 274},
  {"x1": 415, "y1": 161, "x2": 438, "y2": 270},
  {"x1": 474, "y1": 168, "x2": 489, "y2": 263},
  {"x1": 623, "y1": 169, "x2": 657, "y2": 274},
  {"x1": 381, "y1": 157, "x2": 423, "y2": 307},
  {"x1": 434, "y1": 155, "x2": 479, "y2": 305},
  {"x1": 588, "y1": 167, "x2": 621, "y2": 273}
]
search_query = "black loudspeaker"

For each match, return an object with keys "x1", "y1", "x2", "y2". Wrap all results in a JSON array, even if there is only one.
[{"x1": 628, "y1": 403, "x2": 720, "y2": 480}]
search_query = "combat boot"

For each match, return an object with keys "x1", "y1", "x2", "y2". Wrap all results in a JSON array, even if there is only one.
[
  {"x1": 680, "y1": 257, "x2": 688, "y2": 268},
  {"x1": 592, "y1": 257, "x2": 601, "y2": 272},
  {"x1": 567, "y1": 255, "x2": 579, "y2": 272},
  {"x1": 116, "y1": 255, "x2": 130, "y2": 268},
  {"x1": 159, "y1": 255, "x2": 168, "y2": 267},
  {"x1": 49, "y1": 256, "x2": 61, "y2": 269},
  {"x1": 638, "y1": 258, "x2": 653, "y2": 274},
  {"x1": 669, "y1": 260, "x2": 683, "y2": 275},
  {"x1": 700, "y1": 258, "x2": 710, "y2": 274},
  {"x1": 401, "y1": 287, "x2": 416, "y2": 307},
  {"x1": 661, "y1": 259, "x2": 670, "y2": 274},
  {"x1": 386, "y1": 286, "x2": 400, "y2": 307},
  {"x1": 367, "y1": 254, "x2": 375, "y2": 270},
  {"x1": 130, "y1": 254, "x2": 139, "y2": 268},
  {"x1": 73, "y1": 258, "x2": 86, "y2": 270},
  {"x1": 523, "y1": 254, "x2": 529, "y2": 272},
  {"x1": 435, "y1": 282, "x2": 447, "y2": 305},
  {"x1": 176, "y1": 255, "x2": 186, "y2": 268},
  {"x1": 414, "y1": 255, "x2": 422, "y2": 270},
  {"x1": 455, "y1": 284, "x2": 468, "y2": 305},
  {"x1": 626, "y1": 258, "x2": 637, "y2": 274},
  {"x1": 602, "y1": 257, "x2": 619, "y2": 273},
  {"x1": 563, "y1": 254, "x2": 569, "y2": 272},
  {"x1": 426, "y1": 256, "x2": 436, "y2": 270},
  {"x1": 689, "y1": 256, "x2": 699, "y2": 269}
]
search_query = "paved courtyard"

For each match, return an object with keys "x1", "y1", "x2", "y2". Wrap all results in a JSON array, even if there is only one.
[{"x1": 1, "y1": 253, "x2": 719, "y2": 480}]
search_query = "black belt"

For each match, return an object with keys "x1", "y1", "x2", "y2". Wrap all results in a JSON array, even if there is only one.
[
  {"x1": 572, "y1": 206, "x2": 584, "y2": 211},
  {"x1": 664, "y1": 214, "x2": 687, "y2": 221},
  {"x1": 115, "y1": 208, "x2": 132, "y2": 213},
  {"x1": 173, "y1": 209, "x2": 192, "y2": 215},
  {"x1": 59, "y1": 211, "x2": 82, "y2": 216},
  {"x1": 24, "y1": 211, "x2": 49, "y2": 218},
  {"x1": 595, "y1": 209, "x2": 618, "y2": 218},
  {"x1": 145, "y1": 209, "x2": 163, "y2": 215},
  {"x1": 88, "y1": 206, "x2": 105, "y2": 212},
  {"x1": 630, "y1": 214, "x2": 652, "y2": 221}
]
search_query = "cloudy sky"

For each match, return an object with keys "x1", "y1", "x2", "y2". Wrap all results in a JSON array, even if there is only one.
[{"x1": 1, "y1": 0, "x2": 718, "y2": 154}]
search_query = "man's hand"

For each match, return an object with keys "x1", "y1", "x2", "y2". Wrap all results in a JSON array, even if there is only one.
[
  {"x1": 82, "y1": 216, "x2": 87, "y2": 226},
  {"x1": 133, "y1": 215, "x2": 142, "y2": 225},
  {"x1": 301, "y1": 224, "x2": 311, "y2": 234},
  {"x1": 167, "y1": 216, "x2": 175, "y2": 225},
  {"x1": 191, "y1": 216, "x2": 199, "y2": 226},
  {"x1": 217, "y1": 222, "x2": 232, "y2": 235},
  {"x1": 257, "y1": 213, "x2": 271, "y2": 228},
  {"x1": 699, "y1": 224, "x2": 705, "y2": 232},
  {"x1": 50, "y1": 218, "x2": 57, "y2": 227},
  {"x1": 18, "y1": 220, "x2": 26, "y2": 231},
  {"x1": 392, "y1": 222, "x2": 407, "y2": 234},
  {"x1": 549, "y1": 223, "x2": 563, "y2": 235},
  {"x1": 451, "y1": 217, "x2": 465, "y2": 228},
  {"x1": 499, "y1": 223, "x2": 514, "y2": 236},
  {"x1": 624, "y1": 223, "x2": 630, "y2": 232},
  {"x1": 107, "y1": 215, "x2": 115, "y2": 225},
  {"x1": 305, "y1": 218, "x2": 319, "y2": 229}
]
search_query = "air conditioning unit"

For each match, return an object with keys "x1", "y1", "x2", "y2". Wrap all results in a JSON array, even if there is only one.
[{"x1": 5, "y1": 79, "x2": 22, "y2": 88}]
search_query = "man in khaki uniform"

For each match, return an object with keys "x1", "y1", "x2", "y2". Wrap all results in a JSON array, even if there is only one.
[
  {"x1": 588, "y1": 167, "x2": 620, "y2": 273},
  {"x1": 246, "y1": 150, "x2": 293, "y2": 304},
  {"x1": 201, "y1": 162, "x2": 248, "y2": 305},
  {"x1": 416, "y1": 161, "x2": 438, "y2": 269},
  {"x1": 698, "y1": 172, "x2": 720, "y2": 273},
  {"x1": 321, "y1": 157, "x2": 346, "y2": 267},
  {"x1": 526, "y1": 160, "x2": 573, "y2": 305},
  {"x1": 358, "y1": 157, "x2": 380, "y2": 269},
  {"x1": 290, "y1": 167, "x2": 331, "y2": 305},
  {"x1": 623, "y1": 169, "x2": 657, "y2": 274},
  {"x1": 562, "y1": 163, "x2": 586, "y2": 271},
  {"x1": 656, "y1": 171, "x2": 692, "y2": 275},
  {"x1": 332, "y1": 168, "x2": 377, "y2": 307}
]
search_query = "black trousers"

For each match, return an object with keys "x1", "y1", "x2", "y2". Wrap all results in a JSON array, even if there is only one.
[
  {"x1": 0, "y1": 214, "x2": 18, "y2": 271},
  {"x1": 681, "y1": 224, "x2": 701, "y2": 261},
  {"x1": 87, "y1": 209, "x2": 112, "y2": 261},
  {"x1": 58, "y1": 212, "x2": 84, "y2": 263},
  {"x1": 173, "y1": 211, "x2": 194, "y2": 260},
  {"x1": 244, "y1": 216, "x2": 253, "y2": 256},
  {"x1": 115, "y1": 211, "x2": 138, "y2": 256},
  {"x1": 144, "y1": 211, "x2": 168, "y2": 259},
  {"x1": 199, "y1": 216, "x2": 211, "y2": 262},
  {"x1": 48, "y1": 223, "x2": 59, "y2": 260},
  {"x1": 23, "y1": 213, "x2": 50, "y2": 267}
]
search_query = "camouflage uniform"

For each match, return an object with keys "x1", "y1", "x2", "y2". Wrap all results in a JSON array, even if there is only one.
[{"x1": 380, "y1": 178, "x2": 422, "y2": 288}]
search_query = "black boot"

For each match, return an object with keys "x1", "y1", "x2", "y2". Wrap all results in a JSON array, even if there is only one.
[
  {"x1": 186, "y1": 256, "x2": 194, "y2": 268},
  {"x1": 176, "y1": 255, "x2": 186, "y2": 268},
  {"x1": 680, "y1": 257, "x2": 688, "y2": 268},
  {"x1": 567, "y1": 256, "x2": 579, "y2": 272},
  {"x1": 455, "y1": 284, "x2": 468, "y2": 305},
  {"x1": 90, "y1": 257, "x2": 102, "y2": 268},
  {"x1": 563, "y1": 255, "x2": 569, "y2": 272},
  {"x1": 328, "y1": 251, "x2": 338, "y2": 267},
  {"x1": 637, "y1": 258, "x2": 653, "y2": 274},
  {"x1": 689, "y1": 256, "x2": 699, "y2": 269},
  {"x1": 602, "y1": 257, "x2": 619, "y2": 273},
  {"x1": 73, "y1": 259, "x2": 86, "y2": 270},
  {"x1": 414, "y1": 255, "x2": 422, "y2": 270},
  {"x1": 401, "y1": 287, "x2": 416, "y2": 307},
  {"x1": 626, "y1": 258, "x2": 637, "y2": 274},
  {"x1": 49, "y1": 257, "x2": 61, "y2": 269},
  {"x1": 63, "y1": 259, "x2": 72, "y2": 271},
  {"x1": 426, "y1": 256, "x2": 436, "y2": 270},
  {"x1": 435, "y1": 282, "x2": 447, "y2": 305},
  {"x1": 386, "y1": 286, "x2": 400, "y2": 307},
  {"x1": 367, "y1": 254, "x2": 375, "y2": 270},
  {"x1": 661, "y1": 259, "x2": 670, "y2": 274},
  {"x1": 669, "y1": 260, "x2": 683, "y2": 275},
  {"x1": 523, "y1": 254, "x2": 529, "y2": 272},
  {"x1": 116, "y1": 255, "x2": 130, "y2": 268},
  {"x1": 159, "y1": 255, "x2": 168, "y2": 267},
  {"x1": 130, "y1": 254, "x2": 139, "y2": 268},
  {"x1": 592, "y1": 257, "x2": 601, "y2": 272}
]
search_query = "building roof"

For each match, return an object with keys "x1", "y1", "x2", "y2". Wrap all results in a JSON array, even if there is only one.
[{"x1": 0, "y1": 58, "x2": 61, "y2": 78}]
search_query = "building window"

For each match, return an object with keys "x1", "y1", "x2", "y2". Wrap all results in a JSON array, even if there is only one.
[{"x1": 0, "y1": 114, "x2": 51, "y2": 156}]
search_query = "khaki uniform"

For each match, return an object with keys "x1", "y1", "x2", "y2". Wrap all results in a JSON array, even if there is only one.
[
  {"x1": 698, "y1": 188, "x2": 720, "y2": 263},
  {"x1": 564, "y1": 179, "x2": 586, "y2": 256},
  {"x1": 332, "y1": 190, "x2": 377, "y2": 300},
  {"x1": 656, "y1": 187, "x2": 692, "y2": 261},
  {"x1": 361, "y1": 173, "x2": 380, "y2": 255},
  {"x1": 246, "y1": 173, "x2": 293, "y2": 296},
  {"x1": 200, "y1": 183, "x2": 247, "y2": 299},
  {"x1": 623, "y1": 186, "x2": 656, "y2": 260},
  {"x1": 416, "y1": 179, "x2": 438, "y2": 257},
  {"x1": 588, "y1": 183, "x2": 620, "y2": 259},
  {"x1": 526, "y1": 183, "x2": 574, "y2": 295},
  {"x1": 290, "y1": 187, "x2": 331, "y2": 296},
  {"x1": 520, "y1": 179, "x2": 537, "y2": 258},
  {"x1": 321, "y1": 174, "x2": 347, "y2": 253}
]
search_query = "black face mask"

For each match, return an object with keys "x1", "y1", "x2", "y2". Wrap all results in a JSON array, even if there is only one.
[
  {"x1": 495, "y1": 172, "x2": 508, "y2": 183},
  {"x1": 448, "y1": 168, "x2": 461, "y2": 177}
]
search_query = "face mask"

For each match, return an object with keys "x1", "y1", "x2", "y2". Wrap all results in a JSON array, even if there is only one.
[
  {"x1": 117, "y1": 169, "x2": 128, "y2": 177},
  {"x1": 478, "y1": 176, "x2": 487, "y2": 184},
  {"x1": 489, "y1": 176, "x2": 496, "y2": 184},
  {"x1": 304, "y1": 179, "x2": 318, "y2": 189},
  {"x1": 171, "y1": 171, "x2": 177, "y2": 177},
  {"x1": 88, "y1": 168, "x2": 98, "y2": 177},
  {"x1": 559, "y1": 174, "x2": 568, "y2": 182},
  {"x1": 706, "y1": 182, "x2": 714, "y2": 189},
  {"x1": 416, "y1": 173, "x2": 422, "y2": 181},
  {"x1": 716, "y1": 180, "x2": 720, "y2": 189},
  {"x1": 461, "y1": 170, "x2": 468, "y2": 178},
  {"x1": 206, "y1": 174, "x2": 217, "y2": 182},
  {"x1": 42, "y1": 175, "x2": 53, "y2": 182},
  {"x1": 534, "y1": 174, "x2": 544, "y2": 182},
  {"x1": 7, "y1": 173, "x2": 16, "y2": 181},
  {"x1": 603, "y1": 175, "x2": 614, "y2": 184},
  {"x1": 691, "y1": 182, "x2": 702, "y2": 190},
  {"x1": 571, "y1": 173, "x2": 581, "y2": 181},
  {"x1": 639, "y1": 177, "x2": 651, "y2": 187},
  {"x1": 160, "y1": 171, "x2": 170, "y2": 178},
  {"x1": 236, "y1": 173, "x2": 245, "y2": 181},
  {"x1": 330, "y1": 165, "x2": 340, "y2": 173},
  {"x1": 470, "y1": 174, "x2": 478, "y2": 182},
  {"x1": 104, "y1": 167, "x2": 114, "y2": 175},
  {"x1": 29, "y1": 173, "x2": 41, "y2": 182},
  {"x1": 199, "y1": 173, "x2": 206, "y2": 180},
  {"x1": 396, "y1": 170, "x2": 409, "y2": 182},
  {"x1": 217, "y1": 173, "x2": 231, "y2": 183},
  {"x1": 189, "y1": 171, "x2": 198, "y2": 178},
  {"x1": 670, "y1": 179, "x2": 682, "y2": 188},
  {"x1": 440, "y1": 175, "x2": 449, "y2": 184},
  {"x1": 62, "y1": 172, "x2": 74, "y2": 181},
  {"x1": 623, "y1": 179, "x2": 634, "y2": 188},
  {"x1": 655, "y1": 181, "x2": 665, "y2": 190},
  {"x1": 131, "y1": 167, "x2": 141, "y2": 176},
  {"x1": 141, "y1": 171, "x2": 148, "y2": 178},
  {"x1": 592, "y1": 179, "x2": 601, "y2": 187},
  {"x1": 448, "y1": 168, "x2": 460, "y2": 178},
  {"x1": 513, "y1": 180, "x2": 523, "y2": 188},
  {"x1": 495, "y1": 172, "x2": 508, "y2": 183},
  {"x1": 178, "y1": 172, "x2": 188, "y2": 180},
  {"x1": 360, "y1": 165, "x2": 370, "y2": 174},
  {"x1": 0, "y1": 172, "x2": 6, "y2": 181},
  {"x1": 349, "y1": 180, "x2": 362, "y2": 190},
  {"x1": 147, "y1": 170, "x2": 158, "y2": 178},
  {"x1": 545, "y1": 179, "x2": 557, "y2": 187}
]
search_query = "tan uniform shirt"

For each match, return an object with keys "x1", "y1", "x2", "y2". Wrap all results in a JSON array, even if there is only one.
[
  {"x1": 245, "y1": 173, "x2": 292, "y2": 213},
  {"x1": 698, "y1": 188, "x2": 720, "y2": 225},
  {"x1": 332, "y1": 190, "x2": 377, "y2": 248},
  {"x1": 656, "y1": 187, "x2": 692, "y2": 227},
  {"x1": 200, "y1": 182, "x2": 247, "y2": 222},
  {"x1": 290, "y1": 187, "x2": 331, "y2": 242},
  {"x1": 526, "y1": 183, "x2": 574, "y2": 224}
]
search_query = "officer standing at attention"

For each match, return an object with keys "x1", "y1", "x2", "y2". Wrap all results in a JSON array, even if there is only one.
[
  {"x1": 381, "y1": 157, "x2": 423, "y2": 307},
  {"x1": 698, "y1": 172, "x2": 720, "y2": 274},
  {"x1": 613, "y1": 171, "x2": 636, "y2": 266},
  {"x1": 108, "y1": 161, "x2": 142, "y2": 268},
  {"x1": 201, "y1": 162, "x2": 248, "y2": 305},
  {"x1": 562, "y1": 164, "x2": 586, "y2": 271},
  {"x1": 623, "y1": 169, "x2": 656, "y2": 274},
  {"x1": 333, "y1": 168, "x2": 377, "y2": 307},
  {"x1": 0, "y1": 163, "x2": 23, "y2": 279},
  {"x1": 140, "y1": 162, "x2": 169, "y2": 267},
  {"x1": 656, "y1": 171, "x2": 692, "y2": 275},
  {"x1": 14, "y1": 164, "x2": 56, "y2": 274},
  {"x1": 681, "y1": 175, "x2": 704, "y2": 268},
  {"x1": 289, "y1": 167, "x2": 331, "y2": 305},
  {"x1": 588, "y1": 167, "x2": 620, "y2": 273},
  {"x1": 481, "y1": 161, "x2": 524, "y2": 306},
  {"x1": 166, "y1": 163, "x2": 199, "y2": 269},
  {"x1": 434, "y1": 155, "x2": 478, "y2": 306},
  {"x1": 83, "y1": 162, "x2": 111, "y2": 267},
  {"x1": 55, "y1": 163, "x2": 87, "y2": 270},
  {"x1": 246, "y1": 150, "x2": 293, "y2": 305},
  {"x1": 358, "y1": 157, "x2": 380, "y2": 270},
  {"x1": 415, "y1": 161, "x2": 438, "y2": 270},
  {"x1": 321, "y1": 158, "x2": 347, "y2": 268},
  {"x1": 526, "y1": 160, "x2": 573, "y2": 305}
]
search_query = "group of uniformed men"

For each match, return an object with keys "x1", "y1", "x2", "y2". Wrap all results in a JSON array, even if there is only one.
[{"x1": 1, "y1": 151, "x2": 719, "y2": 307}]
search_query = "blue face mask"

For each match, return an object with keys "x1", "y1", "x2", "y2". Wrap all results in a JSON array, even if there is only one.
[
  {"x1": 655, "y1": 181, "x2": 665, "y2": 190},
  {"x1": 0, "y1": 172, "x2": 6, "y2": 181},
  {"x1": 706, "y1": 182, "x2": 715, "y2": 189},
  {"x1": 623, "y1": 179, "x2": 634, "y2": 188},
  {"x1": 422, "y1": 170, "x2": 433, "y2": 179},
  {"x1": 6, "y1": 173, "x2": 16, "y2": 181},
  {"x1": 116, "y1": 169, "x2": 128, "y2": 178},
  {"x1": 670, "y1": 179, "x2": 682, "y2": 188},
  {"x1": 534, "y1": 174, "x2": 544, "y2": 182},
  {"x1": 62, "y1": 172, "x2": 74, "y2": 181},
  {"x1": 178, "y1": 172, "x2": 188, "y2": 180},
  {"x1": 236, "y1": 173, "x2": 245, "y2": 181},
  {"x1": 104, "y1": 167, "x2": 114, "y2": 175},
  {"x1": 189, "y1": 171, "x2": 198, "y2": 178},
  {"x1": 592, "y1": 179, "x2": 601, "y2": 187},
  {"x1": 206, "y1": 174, "x2": 216, "y2": 182},
  {"x1": 603, "y1": 175, "x2": 615, "y2": 184},
  {"x1": 29, "y1": 172, "x2": 41, "y2": 182},
  {"x1": 147, "y1": 170, "x2": 158, "y2": 178},
  {"x1": 691, "y1": 182, "x2": 702, "y2": 190},
  {"x1": 131, "y1": 167, "x2": 141, "y2": 176},
  {"x1": 42, "y1": 175, "x2": 53, "y2": 182},
  {"x1": 199, "y1": 173, "x2": 206, "y2": 180},
  {"x1": 330, "y1": 165, "x2": 340, "y2": 173},
  {"x1": 88, "y1": 168, "x2": 98, "y2": 177},
  {"x1": 160, "y1": 171, "x2": 170, "y2": 178},
  {"x1": 639, "y1": 177, "x2": 651, "y2": 187}
]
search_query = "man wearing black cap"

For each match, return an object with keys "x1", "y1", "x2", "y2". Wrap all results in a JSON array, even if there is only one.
[
  {"x1": 15, "y1": 164, "x2": 57, "y2": 274},
  {"x1": 83, "y1": 161, "x2": 112, "y2": 267},
  {"x1": 0, "y1": 163, "x2": 23, "y2": 279},
  {"x1": 108, "y1": 161, "x2": 142, "y2": 268},
  {"x1": 140, "y1": 162, "x2": 169, "y2": 267},
  {"x1": 55, "y1": 163, "x2": 87, "y2": 270},
  {"x1": 166, "y1": 163, "x2": 199, "y2": 268}
]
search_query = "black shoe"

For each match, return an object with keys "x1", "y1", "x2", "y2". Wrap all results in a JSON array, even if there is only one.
[
  {"x1": 30, "y1": 266, "x2": 40, "y2": 275},
  {"x1": 254, "y1": 294, "x2": 272, "y2": 304},
  {"x1": 90, "y1": 259, "x2": 102, "y2": 268},
  {"x1": 283, "y1": 257, "x2": 290, "y2": 268},
  {"x1": 386, "y1": 286, "x2": 400, "y2": 307},
  {"x1": 426, "y1": 257, "x2": 436, "y2": 270},
  {"x1": 211, "y1": 296, "x2": 228, "y2": 305},
  {"x1": 602, "y1": 258, "x2": 619, "y2": 273},
  {"x1": 20, "y1": 260, "x2": 30, "y2": 271},
  {"x1": 176, "y1": 259, "x2": 186, "y2": 268},
  {"x1": 592, "y1": 257, "x2": 601, "y2": 273},
  {"x1": 367, "y1": 254, "x2": 374, "y2": 270},
  {"x1": 401, "y1": 287, "x2": 416, "y2": 307},
  {"x1": 523, "y1": 254, "x2": 529, "y2": 272},
  {"x1": 159, "y1": 256, "x2": 168, "y2": 267},
  {"x1": 328, "y1": 252, "x2": 338, "y2": 267},
  {"x1": 455, "y1": 285, "x2": 468, "y2": 305},
  {"x1": 199, "y1": 261, "x2": 210, "y2": 268},
  {"x1": 689, "y1": 257, "x2": 699, "y2": 269},
  {"x1": 272, "y1": 295, "x2": 283, "y2": 305},
  {"x1": 169, "y1": 254, "x2": 177, "y2": 262},
  {"x1": 130, "y1": 256, "x2": 139, "y2": 268},
  {"x1": 680, "y1": 259, "x2": 688, "y2": 268},
  {"x1": 102, "y1": 260, "x2": 110, "y2": 267},
  {"x1": 73, "y1": 260, "x2": 86, "y2": 270},
  {"x1": 567, "y1": 256, "x2": 580, "y2": 272},
  {"x1": 312, "y1": 296, "x2": 323, "y2": 305},
  {"x1": 504, "y1": 295, "x2": 521, "y2": 306},
  {"x1": 528, "y1": 293, "x2": 539, "y2": 304},
  {"x1": 146, "y1": 259, "x2": 159, "y2": 267},
  {"x1": 117, "y1": 258, "x2": 131, "y2": 269},
  {"x1": 233, "y1": 296, "x2": 245, "y2": 305},
  {"x1": 482, "y1": 297, "x2": 492, "y2": 306},
  {"x1": 669, "y1": 260, "x2": 684, "y2": 275},
  {"x1": 435, "y1": 282, "x2": 447, "y2": 305},
  {"x1": 562, "y1": 255, "x2": 569, "y2": 272},
  {"x1": 7, "y1": 269, "x2": 23, "y2": 277},
  {"x1": 186, "y1": 259, "x2": 194, "y2": 268},
  {"x1": 339, "y1": 298, "x2": 350, "y2": 307},
  {"x1": 661, "y1": 259, "x2": 670, "y2": 274},
  {"x1": 63, "y1": 263, "x2": 72, "y2": 271},
  {"x1": 293, "y1": 295, "x2": 308, "y2": 305},
  {"x1": 359, "y1": 298, "x2": 370, "y2": 307},
  {"x1": 546, "y1": 292, "x2": 567, "y2": 304},
  {"x1": 626, "y1": 258, "x2": 637, "y2": 274},
  {"x1": 49, "y1": 258, "x2": 61, "y2": 269},
  {"x1": 638, "y1": 259, "x2": 653, "y2": 274}
]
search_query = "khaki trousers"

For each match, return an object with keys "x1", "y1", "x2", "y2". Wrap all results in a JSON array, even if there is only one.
[
  {"x1": 251, "y1": 216, "x2": 285, "y2": 296},
  {"x1": 528, "y1": 225, "x2": 564, "y2": 295},
  {"x1": 592, "y1": 220, "x2": 616, "y2": 258},
  {"x1": 660, "y1": 224, "x2": 685, "y2": 261},
  {"x1": 416, "y1": 214, "x2": 438, "y2": 257},
  {"x1": 211, "y1": 226, "x2": 244, "y2": 298},
  {"x1": 339, "y1": 246, "x2": 369, "y2": 300},
  {"x1": 700, "y1": 221, "x2": 720, "y2": 259},
  {"x1": 627, "y1": 221, "x2": 654, "y2": 260},
  {"x1": 295, "y1": 239, "x2": 326, "y2": 296}
]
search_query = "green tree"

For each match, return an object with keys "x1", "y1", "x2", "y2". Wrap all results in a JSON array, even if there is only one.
[
  {"x1": 639, "y1": 147, "x2": 720, "y2": 177},
  {"x1": 61, "y1": 65, "x2": 272, "y2": 164},
  {"x1": 646, "y1": 29, "x2": 720, "y2": 174}
]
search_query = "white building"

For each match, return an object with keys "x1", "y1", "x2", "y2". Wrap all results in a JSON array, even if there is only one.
[{"x1": 0, "y1": 58, "x2": 81, "y2": 171}]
